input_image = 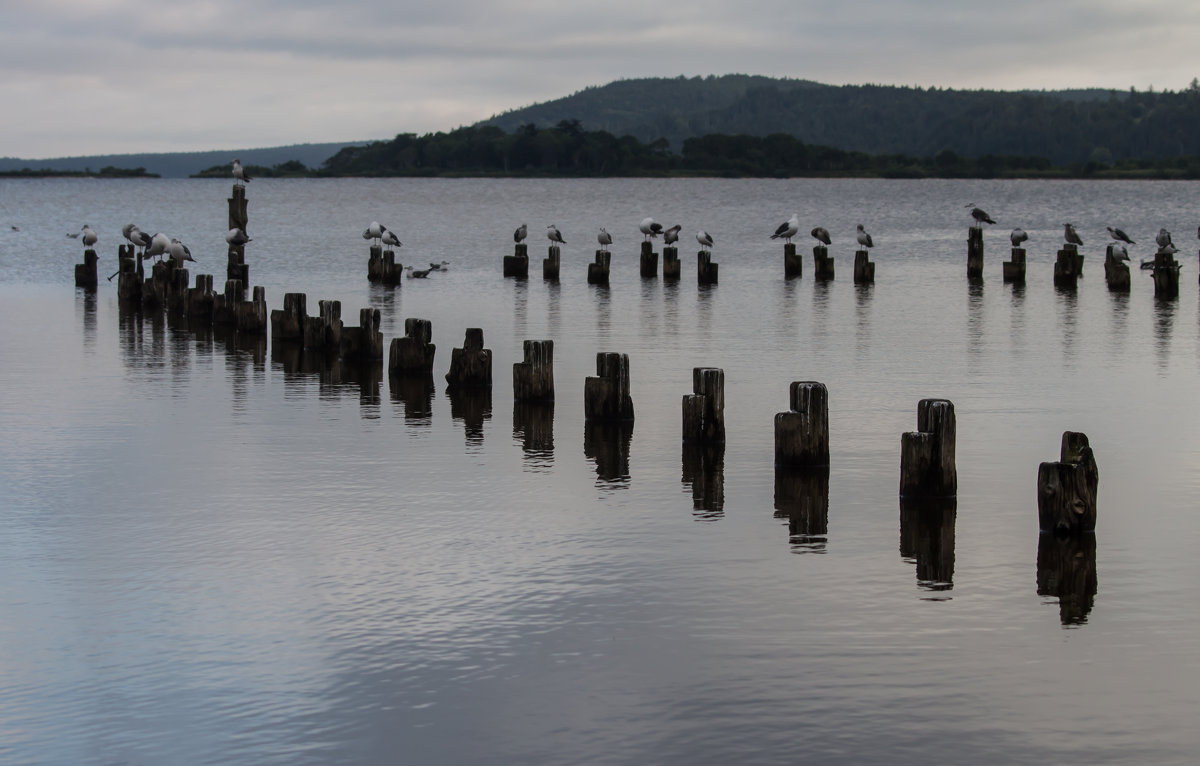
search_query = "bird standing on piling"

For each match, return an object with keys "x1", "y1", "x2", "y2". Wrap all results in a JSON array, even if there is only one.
[
  {"x1": 381, "y1": 229, "x2": 401, "y2": 249},
  {"x1": 121, "y1": 223, "x2": 138, "y2": 245},
  {"x1": 1010, "y1": 228, "x2": 1029, "y2": 247},
  {"x1": 639, "y1": 217, "x2": 664, "y2": 241},
  {"x1": 514, "y1": 223, "x2": 527, "y2": 243},
  {"x1": 1107, "y1": 226, "x2": 1135, "y2": 245},
  {"x1": 771, "y1": 214, "x2": 800, "y2": 243},
  {"x1": 232, "y1": 159, "x2": 251, "y2": 186},
  {"x1": 362, "y1": 221, "x2": 384, "y2": 246},
  {"x1": 597, "y1": 228, "x2": 612, "y2": 253},
  {"x1": 1063, "y1": 223, "x2": 1083, "y2": 246},
  {"x1": 696, "y1": 230, "x2": 714, "y2": 250},
  {"x1": 80, "y1": 225, "x2": 98, "y2": 250},
  {"x1": 145, "y1": 232, "x2": 170, "y2": 260},
  {"x1": 663, "y1": 224, "x2": 682, "y2": 246},
  {"x1": 167, "y1": 238, "x2": 196, "y2": 265},
  {"x1": 810, "y1": 226, "x2": 832, "y2": 246},
  {"x1": 856, "y1": 224, "x2": 874, "y2": 249},
  {"x1": 129, "y1": 228, "x2": 152, "y2": 254},
  {"x1": 1110, "y1": 243, "x2": 1129, "y2": 262},
  {"x1": 547, "y1": 225, "x2": 566, "y2": 245},
  {"x1": 1156, "y1": 228, "x2": 1174, "y2": 250},
  {"x1": 226, "y1": 228, "x2": 252, "y2": 248},
  {"x1": 966, "y1": 204, "x2": 996, "y2": 227}
]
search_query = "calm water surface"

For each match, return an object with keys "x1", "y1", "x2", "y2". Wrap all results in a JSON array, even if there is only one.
[{"x1": 1, "y1": 178, "x2": 1199, "y2": 764}]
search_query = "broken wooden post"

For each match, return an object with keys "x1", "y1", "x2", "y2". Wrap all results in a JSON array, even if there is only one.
[
  {"x1": 445, "y1": 328, "x2": 492, "y2": 388},
  {"x1": 227, "y1": 184, "x2": 249, "y2": 284},
  {"x1": 682, "y1": 443, "x2": 725, "y2": 516},
  {"x1": 584, "y1": 352, "x2": 634, "y2": 421},
  {"x1": 1152, "y1": 248, "x2": 1181, "y2": 298},
  {"x1": 774, "y1": 468, "x2": 829, "y2": 551},
  {"x1": 380, "y1": 250, "x2": 403, "y2": 285},
  {"x1": 504, "y1": 243, "x2": 529, "y2": 278},
  {"x1": 1037, "y1": 431, "x2": 1098, "y2": 535},
  {"x1": 775, "y1": 381, "x2": 829, "y2": 468},
  {"x1": 697, "y1": 248, "x2": 718, "y2": 285},
  {"x1": 662, "y1": 246, "x2": 680, "y2": 280},
  {"x1": 681, "y1": 367, "x2": 725, "y2": 444},
  {"x1": 967, "y1": 226, "x2": 984, "y2": 280},
  {"x1": 813, "y1": 244, "x2": 835, "y2": 280},
  {"x1": 1104, "y1": 244, "x2": 1131, "y2": 291},
  {"x1": 853, "y1": 250, "x2": 875, "y2": 284},
  {"x1": 1036, "y1": 531, "x2": 1097, "y2": 625},
  {"x1": 587, "y1": 250, "x2": 610, "y2": 285},
  {"x1": 233, "y1": 286, "x2": 267, "y2": 335},
  {"x1": 212, "y1": 279, "x2": 244, "y2": 325},
  {"x1": 899, "y1": 498, "x2": 957, "y2": 590},
  {"x1": 74, "y1": 250, "x2": 98, "y2": 289},
  {"x1": 187, "y1": 274, "x2": 215, "y2": 320},
  {"x1": 640, "y1": 240, "x2": 658, "y2": 278},
  {"x1": 166, "y1": 266, "x2": 190, "y2": 315},
  {"x1": 388, "y1": 317, "x2": 436, "y2": 375},
  {"x1": 543, "y1": 245, "x2": 560, "y2": 281},
  {"x1": 340, "y1": 307, "x2": 383, "y2": 361},
  {"x1": 117, "y1": 252, "x2": 142, "y2": 304},
  {"x1": 270, "y1": 292, "x2": 308, "y2": 341},
  {"x1": 367, "y1": 244, "x2": 383, "y2": 282},
  {"x1": 899, "y1": 398, "x2": 956, "y2": 498},
  {"x1": 513, "y1": 339, "x2": 554, "y2": 401},
  {"x1": 302, "y1": 299, "x2": 342, "y2": 352},
  {"x1": 783, "y1": 242, "x2": 802, "y2": 279},
  {"x1": 1003, "y1": 248, "x2": 1026, "y2": 284},
  {"x1": 1054, "y1": 243, "x2": 1081, "y2": 288}
]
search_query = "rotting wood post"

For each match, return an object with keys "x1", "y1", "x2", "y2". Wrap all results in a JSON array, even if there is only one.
[
  {"x1": 381, "y1": 251, "x2": 403, "y2": 285},
  {"x1": 640, "y1": 240, "x2": 658, "y2": 278},
  {"x1": 813, "y1": 244, "x2": 834, "y2": 280},
  {"x1": 504, "y1": 243, "x2": 529, "y2": 279},
  {"x1": 587, "y1": 250, "x2": 611, "y2": 285},
  {"x1": 75, "y1": 249, "x2": 99, "y2": 289},
  {"x1": 302, "y1": 299, "x2": 342, "y2": 352},
  {"x1": 774, "y1": 381, "x2": 830, "y2": 468},
  {"x1": 853, "y1": 250, "x2": 875, "y2": 284},
  {"x1": 783, "y1": 243, "x2": 802, "y2": 279},
  {"x1": 899, "y1": 398, "x2": 957, "y2": 498},
  {"x1": 1152, "y1": 248, "x2": 1181, "y2": 298},
  {"x1": 543, "y1": 245, "x2": 560, "y2": 281},
  {"x1": 212, "y1": 279, "x2": 244, "y2": 326},
  {"x1": 117, "y1": 253, "x2": 141, "y2": 304},
  {"x1": 697, "y1": 249, "x2": 718, "y2": 285},
  {"x1": 967, "y1": 226, "x2": 984, "y2": 281},
  {"x1": 1103, "y1": 244, "x2": 1130, "y2": 291},
  {"x1": 167, "y1": 267, "x2": 190, "y2": 315},
  {"x1": 662, "y1": 246, "x2": 680, "y2": 280},
  {"x1": 388, "y1": 317, "x2": 436, "y2": 375},
  {"x1": 367, "y1": 245, "x2": 383, "y2": 282},
  {"x1": 237, "y1": 286, "x2": 268, "y2": 335},
  {"x1": 513, "y1": 339, "x2": 554, "y2": 402},
  {"x1": 681, "y1": 367, "x2": 725, "y2": 444},
  {"x1": 1054, "y1": 243, "x2": 1080, "y2": 288},
  {"x1": 446, "y1": 328, "x2": 492, "y2": 388},
  {"x1": 584, "y1": 352, "x2": 634, "y2": 421},
  {"x1": 228, "y1": 184, "x2": 248, "y2": 231},
  {"x1": 270, "y1": 292, "x2": 308, "y2": 340},
  {"x1": 1037, "y1": 431, "x2": 1098, "y2": 534},
  {"x1": 1003, "y1": 248, "x2": 1027, "y2": 284},
  {"x1": 340, "y1": 307, "x2": 383, "y2": 360},
  {"x1": 187, "y1": 274, "x2": 215, "y2": 320}
]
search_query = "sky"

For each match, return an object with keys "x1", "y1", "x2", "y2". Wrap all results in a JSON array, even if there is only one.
[{"x1": 3, "y1": 0, "x2": 1199, "y2": 159}]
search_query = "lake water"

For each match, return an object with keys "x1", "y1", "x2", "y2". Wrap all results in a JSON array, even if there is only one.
[{"x1": 1, "y1": 178, "x2": 1199, "y2": 765}]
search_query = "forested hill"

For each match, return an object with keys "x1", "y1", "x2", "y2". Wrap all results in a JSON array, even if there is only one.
[{"x1": 479, "y1": 75, "x2": 1200, "y2": 164}]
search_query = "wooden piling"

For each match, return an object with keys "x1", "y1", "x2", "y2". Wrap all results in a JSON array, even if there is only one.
[
  {"x1": 584, "y1": 352, "x2": 634, "y2": 421},
  {"x1": 1152, "y1": 248, "x2": 1181, "y2": 298},
  {"x1": 1036, "y1": 531, "x2": 1097, "y2": 625},
  {"x1": 340, "y1": 308, "x2": 384, "y2": 361},
  {"x1": 543, "y1": 245, "x2": 560, "y2": 281},
  {"x1": 587, "y1": 250, "x2": 611, "y2": 285},
  {"x1": 445, "y1": 328, "x2": 492, "y2": 388},
  {"x1": 662, "y1": 246, "x2": 681, "y2": 280},
  {"x1": 166, "y1": 266, "x2": 190, "y2": 315},
  {"x1": 227, "y1": 184, "x2": 249, "y2": 284},
  {"x1": 504, "y1": 243, "x2": 529, "y2": 279},
  {"x1": 853, "y1": 250, "x2": 875, "y2": 284},
  {"x1": 899, "y1": 398, "x2": 956, "y2": 498},
  {"x1": 388, "y1": 317, "x2": 436, "y2": 375},
  {"x1": 697, "y1": 249, "x2": 718, "y2": 285},
  {"x1": 899, "y1": 497, "x2": 957, "y2": 589},
  {"x1": 367, "y1": 245, "x2": 383, "y2": 282},
  {"x1": 967, "y1": 226, "x2": 984, "y2": 281},
  {"x1": 302, "y1": 299, "x2": 342, "y2": 352},
  {"x1": 681, "y1": 367, "x2": 725, "y2": 444},
  {"x1": 1103, "y1": 245, "x2": 1131, "y2": 291},
  {"x1": 117, "y1": 254, "x2": 141, "y2": 304},
  {"x1": 774, "y1": 381, "x2": 829, "y2": 468},
  {"x1": 270, "y1": 292, "x2": 308, "y2": 340},
  {"x1": 74, "y1": 250, "x2": 98, "y2": 289},
  {"x1": 1037, "y1": 431, "x2": 1098, "y2": 534},
  {"x1": 1054, "y1": 243, "x2": 1081, "y2": 288},
  {"x1": 187, "y1": 274, "x2": 215, "y2": 320},
  {"x1": 1003, "y1": 248, "x2": 1026, "y2": 284},
  {"x1": 813, "y1": 245, "x2": 835, "y2": 280},
  {"x1": 640, "y1": 241, "x2": 658, "y2": 278},
  {"x1": 513, "y1": 339, "x2": 554, "y2": 402},
  {"x1": 783, "y1": 243, "x2": 802, "y2": 279}
]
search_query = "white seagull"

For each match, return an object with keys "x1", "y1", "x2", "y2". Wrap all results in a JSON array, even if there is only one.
[
  {"x1": 663, "y1": 224, "x2": 682, "y2": 246},
  {"x1": 514, "y1": 223, "x2": 527, "y2": 243},
  {"x1": 639, "y1": 217, "x2": 663, "y2": 241},
  {"x1": 771, "y1": 214, "x2": 800, "y2": 243},
  {"x1": 145, "y1": 232, "x2": 171, "y2": 260},
  {"x1": 1010, "y1": 228, "x2": 1029, "y2": 247},
  {"x1": 80, "y1": 224, "x2": 98, "y2": 249},
  {"x1": 597, "y1": 227, "x2": 612, "y2": 253},
  {"x1": 362, "y1": 221, "x2": 384, "y2": 245},
  {"x1": 856, "y1": 224, "x2": 874, "y2": 249},
  {"x1": 547, "y1": 224, "x2": 565, "y2": 245},
  {"x1": 810, "y1": 226, "x2": 832, "y2": 246},
  {"x1": 1110, "y1": 243, "x2": 1129, "y2": 262},
  {"x1": 129, "y1": 228, "x2": 152, "y2": 254},
  {"x1": 381, "y1": 229, "x2": 401, "y2": 249},
  {"x1": 232, "y1": 159, "x2": 251, "y2": 185},
  {"x1": 696, "y1": 230, "x2": 714, "y2": 250},
  {"x1": 167, "y1": 238, "x2": 196, "y2": 265},
  {"x1": 225, "y1": 228, "x2": 252, "y2": 247},
  {"x1": 1106, "y1": 226, "x2": 1135, "y2": 245}
]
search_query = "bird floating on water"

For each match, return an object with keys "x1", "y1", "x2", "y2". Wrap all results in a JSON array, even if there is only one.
[
  {"x1": 1156, "y1": 228, "x2": 1173, "y2": 250},
  {"x1": 232, "y1": 159, "x2": 251, "y2": 186},
  {"x1": 856, "y1": 224, "x2": 874, "y2": 249},
  {"x1": 80, "y1": 224, "x2": 98, "y2": 250},
  {"x1": 406, "y1": 265, "x2": 432, "y2": 278},
  {"x1": 696, "y1": 230, "x2": 714, "y2": 250},
  {"x1": 514, "y1": 223, "x2": 527, "y2": 243},
  {"x1": 1106, "y1": 226, "x2": 1135, "y2": 245},
  {"x1": 381, "y1": 229, "x2": 401, "y2": 249},
  {"x1": 810, "y1": 226, "x2": 832, "y2": 246},
  {"x1": 547, "y1": 224, "x2": 565, "y2": 245},
  {"x1": 226, "y1": 228, "x2": 252, "y2": 247},
  {"x1": 1010, "y1": 228, "x2": 1029, "y2": 247},
  {"x1": 663, "y1": 224, "x2": 681, "y2": 246},
  {"x1": 66, "y1": 231, "x2": 79, "y2": 238},
  {"x1": 966, "y1": 204, "x2": 996, "y2": 227},
  {"x1": 771, "y1": 214, "x2": 800, "y2": 244},
  {"x1": 597, "y1": 227, "x2": 612, "y2": 253},
  {"x1": 1063, "y1": 223, "x2": 1083, "y2": 246},
  {"x1": 639, "y1": 217, "x2": 664, "y2": 241}
]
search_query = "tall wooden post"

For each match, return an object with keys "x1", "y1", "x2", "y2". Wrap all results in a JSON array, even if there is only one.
[
  {"x1": 543, "y1": 245, "x2": 560, "y2": 281},
  {"x1": 584, "y1": 352, "x2": 634, "y2": 421},
  {"x1": 662, "y1": 247, "x2": 680, "y2": 280},
  {"x1": 1037, "y1": 431, "x2": 1098, "y2": 534},
  {"x1": 681, "y1": 367, "x2": 725, "y2": 444},
  {"x1": 775, "y1": 381, "x2": 829, "y2": 467},
  {"x1": 813, "y1": 245, "x2": 834, "y2": 280},
  {"x1": 513, "y1": 340, "x2": 554, "y2": 401},
  {"x1": 783, "y1": 243, "x2": 802, "y2": 279},
  {"x1": 967, "y1": 226, "x2": 984, "y2": 281},
  {"x1": 640, "y1": 241, "x2": 658, "y2": 278},
  {"x1": 1003, "y1": 248, "x2": 1026, "y2": 284},
  {"x1": 899, "y1": 398, "x2": 956, "y2": 498},
  {"x1": 227, "y1": 185, "x2": 249, "y2": 284}
]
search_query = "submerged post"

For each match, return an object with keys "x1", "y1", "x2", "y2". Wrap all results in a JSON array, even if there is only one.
[
  {"x1": 640, "y1": 240, "x2": 658, "y2": 278},
  {"x1": 774, "y1": 381, "x2": 830, "y2": 467},
  {"x1": 1103, "y1": 244, "x2": 1131, "y2": 291},
  {"x1": 681, "y1": 367, "x2": 725, "y2": 444},
  {"x1": 813, "y1": 244, "x2": 834, "y2": 280},
  {"x1": 504, "y1": 243, "x2": 529, "y2": 279},
  {"x1": 1037, "y1": 431, "x2": 1098, "y2": 534},
  {"x1": 967, "y1": 226, "x2": 984, "y2": 281},
  {"x1": 899, "y1": 398, "x2": 956, "y2": 498},
  {"x1": 513, "y1": 339, "x2": 554, "y2": 401},
  {"x1": 783, "y1": 243, "x2": 802, "y2": 279},
  {"x1": 446, "y1": 328, "x2": 492, "y2": 388},
  {"x1": 584, "y1": 352, "x2": 634, "y2": 421},
  {"x1": 388, "y1": 318, "x2": 436, "y2": 375},
  {"x1": 1003, "y1": 248, "x2": 1027, "y2": 284}
]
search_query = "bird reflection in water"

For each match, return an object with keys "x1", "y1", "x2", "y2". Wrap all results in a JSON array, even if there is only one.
[
  {"x1": 681, "y1": 443, "x2": 725, "y2": 519},
  {"x1": 583, "y1": 420, "x2": 633, "y2": 488},
  {"x1": 774, "y1": 467, "x2": 829, "y2": 552},
  {"x1": 899, "y1": 497, "x2": 956, "y2": 595},
  {"x1": 1036, "y1": 531, "x2": 1097, "y2": 626},
  {"x1": 447, "y1": 386, "x2": 492, "y2": 446},
  {"x1": 513, "y1": 402, "x2": 554, "y2": 471}
]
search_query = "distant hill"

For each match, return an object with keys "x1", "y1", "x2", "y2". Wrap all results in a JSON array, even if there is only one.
[
  {"x1": 479, "y1": 75, "x2": 1200, "y2": 164},
  {"x1": 0, "y1": 142, "x2": 368, "y2": 179}
]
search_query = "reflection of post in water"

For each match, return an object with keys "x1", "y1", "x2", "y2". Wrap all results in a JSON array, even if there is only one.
[
  {"x1": 513, "y1": 401, "x2": 554, "y2": 468},
  {"x1": 78, "y1": 288, "x2": 98, "y2": 347},
  {"x1": 774, "y1": 467, "x2": 829, "y2": 552},
  {"x1": 389, "y1": 373, "x2": 435, "y2": 425},
  {"x1": 1037, "y1": 532, "x2": 1097, "y2": 625},
  {"x1": 583, "y1": 420, "x2": 633, "y2": 487},
  {"x1": 447, "y1": 385, "x2": 492, "y2": 444},
  {"x1": 1153, "y1": 295, "x2": 1176, "y2": 370},
  {"x1": 899, "y1": 497, "x2": 956, "y2": 591},
  {"x1": 681, "y1": 443, "x2": 725, "y2": 519}
]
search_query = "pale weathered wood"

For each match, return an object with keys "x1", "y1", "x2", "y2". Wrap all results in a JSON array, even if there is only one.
[{"x1": 388, "y1": 317, "x2": 436, "y2": 374}]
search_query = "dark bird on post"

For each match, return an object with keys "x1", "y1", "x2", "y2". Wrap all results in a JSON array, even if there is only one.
[
  {"x1": 810, "y1": 226, "x2": 832, "y2": 245},
  {"x1": 514, "y1": 223, "x2": 527, "y2": 243},
  {"x1": 856, "y1": 224, "x2": 874, "y2": 249},
  {"x1": 1106, "y1": 226, "x2": 1135, "y2": 245},
  {"x1": 1156, "y1": 228, "x2": 1173, "y2": 249},
  {"x1": 1010, "y1": 228, "x2": 1028, "y2": 247},
  {"x1": 546, "y1": 224, "x2": 565, "y2": 245},
  {"x1": 771, "y1": 213, "x2": 800, "y2": 243},
  {"x1": 597, "y1": 227, "x2": 612, "y2": 252},
  {"x1": 696, "y1": 230, "x2": 714, "y2": 250},
  {"x1": 966, "y1": 204, "x2": 996, "y2": 226},
  {"x1": 663, "y1": 224, "x2": 681, "y2": 246},
  {"x1": 1063, "y1": 223, "x2": 1083, "y2": 246}
]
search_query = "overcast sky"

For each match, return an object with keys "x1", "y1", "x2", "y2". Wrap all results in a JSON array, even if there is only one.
[{"x1": 3, "y1": 0, "x2": 1198, "y2": 158}]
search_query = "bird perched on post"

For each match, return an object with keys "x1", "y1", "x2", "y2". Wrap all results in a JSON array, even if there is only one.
[
  {"x1": 771, "y1": 214, "x2": 800, "y2": 243},
  {"x1": 145, "y1": 232, "x2": 170, "y2": 260},
  {"x1": 1063, "y1": 223, "x2": 1084, "y2": 246},
  {"x1": 167, "y1": 238, "x2": 195, "y2": 265},
  {"x1": 514, "y1": 223, "x2": 527, "y2": 243},
  {"x1": 663, "y1": 224, "x2": 682, "y2": 246},
  {"x1": 1010, "y1": 228, "x2": 1029, "y2": 247},
  {"x1": 1106, "y1": 226, "x2": 1135, "y2": 245},
  {"x1": 362, "y1": 221, "x2": 385, "y2": 246},
  {"x1": 129, "y1": 228, "x2": 152, "y2": 254},
  {"x1": 232, "y1": 159, "x2": 251, "y2": 186},
  {"x1": 1156, "y1": 228, "x2": 1173, "y2": 250},
  {"x1": 696, "y1": 230, "x2": 714, "y2": 250},
  {"x1": 856, "y1": 224, "x2": 874, "y2": 249},
  {"x1": 639, "y1": 217, "x2": 664, "y2": 240},
  {"x1": 225, "y1": 228, "x2": 252, "y2": 248},
  {"x1": 810, "y1": 226, "x2": 832, "y2": 246},
  {"x1": 597, "y1": 227, "x2": 612, "y2": 253},
  {"x1": 966, "y1": 204, "x2": 996, "y2": 227},
  {"x1": 546, "y1": 225, "x2": 565, "y2": 245},
  {"x1": 381, "y1": 229, "x2": 401, "y2": 249},
  {"x1": 80, "y1": 224, "x2": 98, "y2": 250},
  {"x1": 1110, "y1": 243, "x2": 1129, "y2": 262}
]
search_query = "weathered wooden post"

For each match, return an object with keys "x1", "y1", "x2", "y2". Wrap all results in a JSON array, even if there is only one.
[
  {"x1": 813, "y1": 244, "x2": 835, "y2": 280},
  {"x1": 587, "y1": 250, "x2": 611, "y2": 285},
  {"x1": 775, "y1": 381, "x2": 829, "y2": 468},
  {"x1": 1037, "y1": 431, "x2": 1098, "y2": 535},
  {"x1": 681, "y1": 367, "x2": 725, "y2": 444},
  {"x1": 899, "y1": 498, "x2": 957, "y2": 590},
  {"x1": 543, "y1": 245, "x2": 560, "y2": 281},
  {"x1": 187, "y1": 274, "x2": 215, "y2": 321},
  {"x1": 640, "y1": 241, "x2": 658, "y2": 278},
  {"x1": 1103, "y1": 244, "x2": 1131, "y2": 291},
  {"x1": 166, "y1": 266, "x2": 190, "y2": 315},
  {"x1": 117, "y1": 252, "x2": 142, "y2": 304},
  {"x1": 584, "y1": 352, "x2": 634, "y2": 421},
  {"x1": 340, "y1": 308, "x2": 384, "y2": 361},
  {"x1": 445, "y1": 328, "x2": 492, "y2": 388},
  {"x1": 388, "y1": 317, "x2": 436, "y2": 375},
  {"x1": 1152, "y1": 248, "x2": 1181, "y2": 298},
  {"x1": 1003, "y1": 247, "x2": 1027, "y2": 284},
  {"x1": 681, "y1": 443, "x2": 725, "y2": 516},
  {"x1": 783, "y1": 243, "x2": 802, "y2": 279},
  {"x1": 1054, "y1": 243, "x2": 1081, "y2": 288},
  {"x1": 1036, "y1": 531, "x2": 1097, "y2": 625},
  {"x1": 212, "y1": 280, "x2": 244, "y2": 325},
  {"x1": 227, "y1": 184, "x2": 249, "y2": 284},
  {"x1": 231, "y1": 286, "x2": 267, "y2": 335},
  {"x1": 74, "y1": 250, "x2": 98, "y2": 288},
  {"x1": 662, "y1": 246, "x2": 681, "y2": 280},
  {"x1": 504, "y1": 243, "x2": 529, "y2": 279},
  {"x1": 967, "y1": 227, "x2": 984, "y2": 281},
  {"x1": 697, "y1": 248, "x2": 718, "y2": 285},
  {"x1": 899, "y1": 398, "x2": 956, "y2": 498},
  {"x1": 853, "y1": 250, "x2": 875, "y2": 284},
  {"x1": 303, "y1": 299, "x2": 342, "y2": 353},
  {"x1": 381, "y1": 250, "x2": 403, "y2": 285},
  {"x1": 513, "y1": 339, "x2": 554, "y2": 401},
  {"x1": 270, "y1": 292, "x2": 308, "y2": 341},
  {"x1": 367, "y1": 244, "x2": 383, "y2": 282}
]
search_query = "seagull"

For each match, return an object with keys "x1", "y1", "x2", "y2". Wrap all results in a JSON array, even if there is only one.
[
  {"x1": 1010, "y1": 228, "x2": 1029, "y2": 247},
  {"x1": 696, "y1": 230, "x2": 714, "y2": 250},
  {"x1": 167, "y1": 238, "x2": 196, "y2": 265},
  {"x1": 1158, "y1": 242, "x2": 1180, "y2": 256},
  {"x1": 1156, "y1": 228, "x2": 1173, "y2": 249},
  {"x1": 1063, "y1": 223, "x2": 1083, "y2": 246},
  {"x1": 405, "y1": 265, "x2": 432, "y2": 278},
  {"x1": 597, "y1": 227, "x2": 613, "y2": 253},
  {"x1": 1106, "y1": 226, "x2": 1135, "y2": 245},
  {"x1": 428, "y1": 262, "x2": 443, "y2": 271},
  {"x1": 381, "y1": 229, "x2": 401, "y2": 249},
  {"x1": 771, "y1": 213, "x2": 800, "y2": 243},
  {"x1": 514, "y1": 223, "x2": 527, "y2": 243},
  {"x1": 856, "y1": 224, "x2": 874, "y2": 249},
  {"x1": 145, "y1": 232, "x2": 170, "y2": 260},
  {"x1": 546, "y1": 224, "x2": 565, "y2": 245},
  {"x1": 225, "y1": 228, "x2": 252, "y2": 247},
  {"x1": 232, "y1": 159, "x2": 251, "y2": 185},
  {"x1": 966, "y1": 204, "x2": 996, "y2": 227},
  {"x1": 121, "y1": 223, "x2": 138, "y2": 243},
  {"x1": 80, "y1": 224, "x2": 98, "y2": 249},
  {"x1": 9, "y1": 226, "x2": 17, "y2": 231},
  {"x1": 810, "y1": 226, "x2": 832, "y2": 246},
  {"x1": 66, "y1": 231, "x2": 79, "y2": 238},
  {"x1": 639, "y1": 217, "x2": 663, "y2": 241},
  {"x1": 663, "y1": 224, "x2": 682, "y2": 246},
  {"x1": 1109, "y1": 243, "x2": 1129, "y2": 262},
  {"x1": 129, "y1": 228, "x2": 152, "y2": 254},
  {"x1": 362, "y1": 221, "x2": 384, "y2": 245}
]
